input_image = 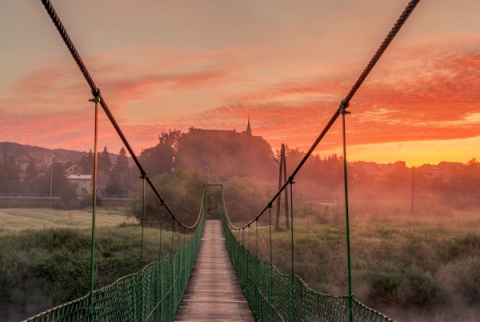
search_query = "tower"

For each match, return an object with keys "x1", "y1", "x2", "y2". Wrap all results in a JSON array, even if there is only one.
[{"x1": 246, "y1": 115, "x2": 252, "y2": 137}]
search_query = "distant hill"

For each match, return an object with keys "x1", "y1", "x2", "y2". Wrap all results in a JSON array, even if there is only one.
[{"x1": 0, "y1": 142, "x2": 88, "y2": 163}]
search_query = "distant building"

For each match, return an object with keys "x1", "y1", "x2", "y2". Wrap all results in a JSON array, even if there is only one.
[
  {"x1": 245, "y1": 115, "x2": 252, "y2": 137},
  {"x1": 65, "y1": 164, "x2": 82, "y2": 175},
  {"x1": 189, "y1": 117, "x2": 255, "y2": 138},
  {"x1": 176, "y1": 117, "x2": 276, "y2": 181},
  {"x1": 67, "y1": 174, "x2": 92, "y2": 195}
]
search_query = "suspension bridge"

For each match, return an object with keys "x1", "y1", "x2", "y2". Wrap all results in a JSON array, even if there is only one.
[{"x1": 21, "y1": 0, "x2": 423, "y2": 321}]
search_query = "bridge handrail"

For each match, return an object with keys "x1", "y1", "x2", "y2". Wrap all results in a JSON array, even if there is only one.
[
  {"x1": 219, "y1": 190, "x2": 394, "y2": 321},
  {"x1": 24, "y1": 188, "x2": 207, "y2": 321}
]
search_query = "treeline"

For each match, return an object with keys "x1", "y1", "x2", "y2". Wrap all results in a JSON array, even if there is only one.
[
  {"x1": 2, "y1": 132, "x2": 480, "y2": 213},
  {"x1": 0, "y1": 144, "x2": 138, "y2": 205},
  {"x1": 122, "y1": 130, "x2": 480, "y2": 224},
  {"x1": 349, "y1": 159, "x2": 480, "y2": 210},
  {"x1": 129, "y1": 129, "x2": 342, "y2": 226}
]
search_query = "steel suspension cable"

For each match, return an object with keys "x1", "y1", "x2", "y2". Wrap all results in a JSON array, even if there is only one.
[
  {"x1": 226, "y1": 0, "x2": 422, "y2": 230},
  {"x1": 40, "y1": 0, "x2": 197, "y2": 230},
  {"x1": 342, "y1": 0, "x2": 421, "y2": 106}
]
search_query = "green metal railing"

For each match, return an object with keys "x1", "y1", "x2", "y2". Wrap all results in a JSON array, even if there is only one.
[
  {"x1": 221, "y1": 201, "x2": 393, "y2": 322},
  {"x1": 25, "y1": 201, "x2": 204, "y2": 322}
]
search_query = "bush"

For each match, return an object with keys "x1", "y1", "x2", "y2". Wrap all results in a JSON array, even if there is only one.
[
  {"x1": 79, "y1": 193, "x2": 104, "y2": 208},
  {"x1": 438, "y1": 257, "x2": 480, "y2": 304},
  {"x1": 223, "y1": 176, "x2": 275, "y2": 223},
  {"x1": 367, "y1": 266, "x2": 438, "y2": 306},
  {"x1": 129, "y1": 169, "x2": 206, "y2": 227},
  {"x1": 368, "y1": 270, "x2": 405, "y2": 305},
  {"x1": 0, "y1": 225, "x2": 168, "y2": 319}
]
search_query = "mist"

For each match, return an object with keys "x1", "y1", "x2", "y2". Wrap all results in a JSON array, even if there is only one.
[{"x1": 2, "y1": 129, "x2": 480, "y2": 321}]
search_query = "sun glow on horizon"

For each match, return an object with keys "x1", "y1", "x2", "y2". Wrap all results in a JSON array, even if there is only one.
[
  {"x1": 342, "y1": 136, "x2": 480, "y2": 167},
  {"x1": 1, "y1": 1, "x2": 479, "y2": 173}
]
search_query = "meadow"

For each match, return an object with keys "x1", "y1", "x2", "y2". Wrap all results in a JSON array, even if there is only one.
[
  {"x1": 1, "y1": 201, "x2": 479, "y2": 321},
  {"x1": 249, "y1": 202, "x2": 480, "y2": 322},
  {"x1": 0, "y1": 207, "x2": 182, "y2": 321},
  {"x1": 0, "y1": 207, "x2": 137, "y2": 232}
]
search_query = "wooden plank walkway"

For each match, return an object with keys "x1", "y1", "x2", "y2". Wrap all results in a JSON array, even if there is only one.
[{"x1": 175, "y1": 220, "x2": 254, "y2": 321}]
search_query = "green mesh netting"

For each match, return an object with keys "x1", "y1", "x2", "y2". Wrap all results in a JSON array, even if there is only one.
[
  {"x1": 223, "y1": 223, "x2": 394, "y2": 321},
  {"x1": 24, "y1": 214, "x2": 204, "y2": 322}
]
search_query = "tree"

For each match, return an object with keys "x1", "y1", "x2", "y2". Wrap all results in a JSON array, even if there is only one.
[
  {"x1": 129, "y1": 169, "x2": 206, "y2": 227},
  {"x1": 50, "y1": 162, "x2": 70, "y2": 197},
  {"x1": 222, "y1": 176, "x2": 275, "y2": 223},
  {"x1": 139, "y1": 129, "x2": 182, "y2": 178},
  {"x1": 467, "y1": 158, "x2": 480, "y2": 168},
  {"x1": 98, "y1": 146, "x2": 112, "y2": 175},
  {"x1": 78, "y1": 150, "x2": 94, "y2": 174},
  {"x1": 24, "y1": 156, "x2": 38, "y2": 184},
  {"x1": 0, "y1": 145, "x2": 19, "y2": 192},
  {"x1": 105, "y1": 147, "x2": 130, "y2": 195},
  {"x1": 58, "y1": 181, "x2": 78, "y2": 203}
]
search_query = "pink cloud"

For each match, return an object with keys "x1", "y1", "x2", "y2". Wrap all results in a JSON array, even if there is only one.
[
  {"x1": 181, "y1": 41, "x2": 480, "y2": 153},
  {"x1": 2, "y1": 36, "x2": 479, "y2": 162}
]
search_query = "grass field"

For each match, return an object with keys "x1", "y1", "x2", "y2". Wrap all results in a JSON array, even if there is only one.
[
  {"x1": 245, "y1": 203, "x2": 480, "y2": 322},
  {"x1": 0, "y1": 208, "x2": 137, "y2": 232},
  {"x1": 2, "y1": 203, "x2": 479, "y2": 321},
  {"x1": 0, "y1": 207, "x2": 184, "y2": 321}
]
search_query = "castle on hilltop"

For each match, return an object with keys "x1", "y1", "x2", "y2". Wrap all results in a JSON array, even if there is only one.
[
  {"x1": 178, "y1": 116, "x2": 275, "y2": 181},
  {"x1": 188, "y1": 116, "x2": 255, "y2": 138}
]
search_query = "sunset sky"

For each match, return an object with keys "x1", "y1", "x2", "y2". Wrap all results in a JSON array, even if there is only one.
[{"x1": 1, "y1": 1, "x2": 479, "y2": 166}]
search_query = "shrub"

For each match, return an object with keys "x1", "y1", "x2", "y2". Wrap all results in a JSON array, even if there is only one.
[
  {"x1": 0, "y1": 225, "x2": 170, "y2": 319},
  {"x1": 368, "y1": 270, "x2": 405, "y2": 305},
  {"x1": 438, "y1": 257, "x2": 480, "y2": 304},
  {"x1": 79, "y1": 193, "x2": 104, "y2": 208},
  {"x1": 223, "y1": 176, "x2": 275, "y2": 223},
  {"x1": 129, "y1": 169, "x2": 206, "y2": 227}
]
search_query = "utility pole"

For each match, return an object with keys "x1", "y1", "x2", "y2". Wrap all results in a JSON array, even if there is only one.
[
  {"x1": 283, "y1": 144, "x2": 289, "y2": 228},
  {"x1": 49, "y1": 155, "x2": 55, "y2": 198},
  {"x1": 275, "y1": 144, "x2": 289, "y2": 230},
  {"x1": 411, "y1": 166, "x2": 415, "y2": 214},
  {"x1": 275, "y1": 146, "x2": 282, "y2": 231}
]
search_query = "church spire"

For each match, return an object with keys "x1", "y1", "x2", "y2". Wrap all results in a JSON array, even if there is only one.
[{"x1": 246, "y1": 114, "x2": 252, "y2": 136}]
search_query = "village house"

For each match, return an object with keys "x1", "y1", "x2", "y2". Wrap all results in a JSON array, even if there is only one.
[{"x1": 67, "y1": 174, "x2": 92, "y2": 195}]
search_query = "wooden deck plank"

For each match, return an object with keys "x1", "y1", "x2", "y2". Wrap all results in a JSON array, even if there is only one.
[{"x1": 175, "y1": 220, "x2": 254, "y2": 321}]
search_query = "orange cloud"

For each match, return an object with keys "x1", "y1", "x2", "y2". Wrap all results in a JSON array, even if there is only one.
[
  {"x1": 2, "y1": 37, "x2": 479, "y2": 166},
  {"x1": 186, "y1": 43, "x2": 480, "y2": 157}
]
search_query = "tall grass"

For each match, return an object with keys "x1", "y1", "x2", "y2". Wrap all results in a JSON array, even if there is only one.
[
  {"x1": 241, "y1": 202, "x2": 480, "y2": 322},
  {"x1": 0, "y1": 223, "x2": 183, "y2": 321}
]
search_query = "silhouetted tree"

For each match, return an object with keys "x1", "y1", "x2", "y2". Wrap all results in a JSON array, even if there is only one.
[
  {"x1": 105, "y1": 147, "x2": 130, "y2": 195},
  {"x1": 222, "y1": 176, "x2": 275, "y2": 223},
  {"x1": 129, "y1": 169, "x2": 206, "y2": 227},
  {"x1": 98, "y1": 146, "x2": 113, "y2": 175},
  {"x1": 78, "y1": 150, "x2": 94, "y2": 174},
  {"x1": 0, "y1": 145, "x2": 19, "y2": 192},
  {"x1": 139, "y1": 129, "x2": 182, "y2": 178},
  {"x1": 24, "y1": 156, "x2": 38, "y2": 184}
]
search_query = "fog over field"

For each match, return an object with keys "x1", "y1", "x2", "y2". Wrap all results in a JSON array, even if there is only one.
[{"x1": 1, "y1": 136, "x2": 479, "y2": 321}]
